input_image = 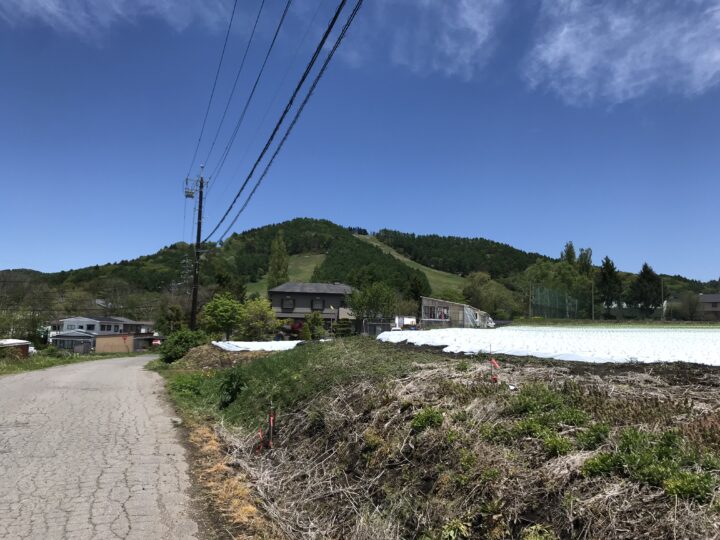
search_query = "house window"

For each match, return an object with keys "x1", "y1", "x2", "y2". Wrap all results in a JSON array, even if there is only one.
[
  {"x1": 86, "y1": 324, "x2": 95, "y2": 331},
  {"x1": 281, "y1": 297, "x2": 295, "y2": 311},
  {"x1": 311, "y1": 298, "x2": 325, "y2": 311},
  {"x1": 78, "y1": 325, "x2": 84, "y2": 330},
  {"x1": 113, "y1": 325, "x2": 119, "y2": 332},
  {"x1": 713, "y1": 303, "x2": 718, "y2": 308},
  {"x1": 67, "y1": 324, "x2": 76, "y2": 330},
  {"x1": 422, "y1": 305, "x2": 450, "y2": 321}
]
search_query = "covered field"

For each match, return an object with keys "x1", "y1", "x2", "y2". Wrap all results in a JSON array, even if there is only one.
[{"x1": 378, "y1": 326, "x2": 720, "y2": 365}]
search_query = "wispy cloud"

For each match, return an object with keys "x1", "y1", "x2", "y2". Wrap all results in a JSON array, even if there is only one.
[
  {"x1": 0, "y1": 0, "x2": 230, "y2": 35},
  {"x1": 526, "y1": 0, "x2": 720, "y2": 104},
  {"x1": 343, "y1": 0, "x2": 507, "y2": 80}
]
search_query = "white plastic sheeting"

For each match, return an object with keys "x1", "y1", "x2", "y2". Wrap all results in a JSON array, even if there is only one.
[
  {"x1": 377, "y1": 326, "x2": 720, "y2": 365},
  {"x1": 212, "y1": 341, "x2": 303, "y2": 352}
]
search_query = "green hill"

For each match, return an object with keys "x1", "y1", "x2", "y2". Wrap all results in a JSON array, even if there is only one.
[
  {"x1": 245, "y1": 253, "x2": 326, "y2": 297},
  {"x1": 356, "y1": 235, "x2": 466, "y2": 295}
]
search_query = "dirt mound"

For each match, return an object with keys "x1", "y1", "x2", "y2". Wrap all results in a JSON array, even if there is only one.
[{"x1": 177, "y1": 344, "x2": 270, "y2": 370}]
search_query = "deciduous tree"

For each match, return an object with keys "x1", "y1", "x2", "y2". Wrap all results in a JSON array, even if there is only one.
[
  {"x1": 200, "y1": 293, "x2": 243, "y2": 340},
  {"x1": 238, "y1": 297, "x2": 280, "y2": 341}
]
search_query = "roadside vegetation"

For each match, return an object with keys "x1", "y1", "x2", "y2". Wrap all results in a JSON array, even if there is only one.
[
  {"x1": 0, "y1": 346, "x2": 151, "y2": 376},
  {"x1": 153, "y1": 337, "x2": 720, "y2": 539}
]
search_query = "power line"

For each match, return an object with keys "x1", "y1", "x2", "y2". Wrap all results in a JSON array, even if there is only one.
[
  {"x1": 184, "y1": 0, "x2": 240, "y2": 180},
  {"x1": 204, "y1": 0, "x2": 350, "y2": 242},
  {"x1": 207, "y1": 0, "x2": 294, "y2": 184},
  {"x1": 211, "y1": 0, "x2": 328, "y2": 205},
  {"x1": 203, "y1": 0, "x2": 267, "y2": 174},
  {"x1": 217, "y1": 0, "x2": 365, "y2": 242}
]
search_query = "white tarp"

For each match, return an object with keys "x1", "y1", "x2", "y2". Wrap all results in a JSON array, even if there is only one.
[
  {"x1": 212, "y1": 341, "x2": 303, "y2": 352},
  {"x1": 377, "y1": 326, "x2": 720, "y2": 365}
]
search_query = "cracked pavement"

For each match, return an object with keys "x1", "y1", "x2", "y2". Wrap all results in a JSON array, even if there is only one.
[{"x1": 0, "y1": 355, "x2": 200, "y2": 539}]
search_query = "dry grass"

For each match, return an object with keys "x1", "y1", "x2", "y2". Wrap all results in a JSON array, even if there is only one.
[
  {"x1": 188, "y1": 425, "x2": 279, "y2": 539},
  {"x1": 177, "y1": 345, "x2": 270, "y2": 371},
  {"x1": 216, "y1": 352, "x2": 720, "y2": 539}
]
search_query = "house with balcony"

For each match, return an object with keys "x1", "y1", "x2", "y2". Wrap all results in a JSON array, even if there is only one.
[{"x1": 268, "y1": 282, "x2": 353, "y2": 325}]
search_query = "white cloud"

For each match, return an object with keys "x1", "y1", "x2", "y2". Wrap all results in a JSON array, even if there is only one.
[
  {"x1": 344, "y1": 0, "x2": 507, "y2": 79},
  {"x1": 0, "y1": 0, "x2": 230, "y2": 35},
  {"x1": 526, "y1": 0, "x2": 720, "y2": 104}
]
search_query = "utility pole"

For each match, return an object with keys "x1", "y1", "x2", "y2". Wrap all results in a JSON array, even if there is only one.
[
  {"x1": 591, "y1": 280, "x2": 595, "y2": 321},
  {"x1": 189, "y1": 169, "x2": 205, "y2": 330}
]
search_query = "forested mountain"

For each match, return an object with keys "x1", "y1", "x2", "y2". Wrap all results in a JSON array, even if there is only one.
[
  {"x1": 1, "y1": 218, "x2": 718, "y2": 342},
  {"x1": 376, "y1": 229, "x2": 547, "y2": 278}
]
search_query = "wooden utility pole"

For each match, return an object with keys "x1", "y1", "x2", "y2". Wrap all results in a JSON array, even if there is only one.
[
  {"x1": 189, "y1": 172, "x2": 205, "y2": 330},
  {"x1": 591, "y1": 280, "x2": 595, "y2": 321}
]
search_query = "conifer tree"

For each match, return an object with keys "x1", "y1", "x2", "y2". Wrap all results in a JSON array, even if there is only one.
[
  {"x1": 267, "y1": 231, "x2": 289, "y2": 289},
  {"x1": 596, "y1": 256, "x2": 622, "y2": 311},
  {"x1": 626, "y1": 262, "x2": 662, "y2": 317},
  {"x1": 560, "y1": 241, "x2": 577, "y2": 265}
]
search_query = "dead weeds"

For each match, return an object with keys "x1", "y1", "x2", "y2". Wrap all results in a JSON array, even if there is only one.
[{"x1": 215, "y1": 350, "x2": 720, "y2": 539}]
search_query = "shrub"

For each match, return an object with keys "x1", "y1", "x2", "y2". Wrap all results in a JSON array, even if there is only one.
[
  {"x1": 663, "y1": 471, "x2": 715, "y2": 501},
  {"x1": 508, "y1": 383, "x2": 566, "y2": 416},
  {"x1": 160, "y1": 329, "x2": 207, "y2": 363},
  {"x1": 520, "y1": 524, "x2": 559, "y2": 540},
  {"x1": 218, "y1": 367, "x2": 247, "y2": 409},
  {"x1": 576, "y1": 423, "x2": 610, "y2": 450},
  {"x1": 299, "y1": 323, "x2": 312, "y2": 341},
  {"x1": 43, "y1": 345, "x2": 63, "y2": 358},
  {"x1": 542, "y1": 434, "x2": 573, "y2": 457},
  {"x1": 440, "y1": 518, "x2": 471, "y2": 540},
  {"x1": 411, "y1": 407, "x2": 444, "y2": 432},
  {"x1": 581, "y1": 452, "x2": 621, "y2": 477},
  {"x1": 304, "y1": 311, "x2": 325, "y2": 340},
  {"x1": 582, "y1": 428, "x2": 718, "y2": 501}
]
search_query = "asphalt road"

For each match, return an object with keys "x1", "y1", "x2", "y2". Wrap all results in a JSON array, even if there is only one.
[{"x1": 0, "y1": 356, "x2": 200, "y2": 539}]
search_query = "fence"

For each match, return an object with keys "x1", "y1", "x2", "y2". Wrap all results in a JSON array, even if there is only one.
[{"x1": 530, "y1": 286, "x2": 579, "y2": 319}]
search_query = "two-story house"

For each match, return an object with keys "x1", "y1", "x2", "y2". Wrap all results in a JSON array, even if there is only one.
[
  {"x1": 698, "y1": 293, "x2": 720, "y2": 321},
  {"x1": 268, "y1": 282, "x2": 353, "y2": 325}
]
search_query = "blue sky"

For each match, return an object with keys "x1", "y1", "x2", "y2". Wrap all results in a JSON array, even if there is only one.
[{"x1": 1, "y1": 0, "x2": 719, "y2": 281}]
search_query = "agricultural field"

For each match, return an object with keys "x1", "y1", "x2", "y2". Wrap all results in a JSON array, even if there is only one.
[
  {"x1": 154, "y1": 337, "x2": 720, "y2": 539},
  {"x1": 379, "y1": 326, "x2": 720, "y2": 365}
]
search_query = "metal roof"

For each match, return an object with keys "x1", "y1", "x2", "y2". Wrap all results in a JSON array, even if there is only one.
[
  {"x1": 60, "y1": 315, "x2": 140, "y2": 324},
  {"x1": 0, "y1": 339, "x2": 31, "y2": 347},
  {"x1": 268, "y1": 282, "x2": 353, "y2": 295},
  {"x1": 699, "y1": 293, "x2": 720, "y2": 303}
]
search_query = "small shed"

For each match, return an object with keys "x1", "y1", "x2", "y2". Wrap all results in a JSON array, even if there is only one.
[
  {"x1": 420, "y1": 296, "x2": 494, "y2": 329},
  {"x1": 0, "y1": 339, "x2": 31, "y2": 358}
]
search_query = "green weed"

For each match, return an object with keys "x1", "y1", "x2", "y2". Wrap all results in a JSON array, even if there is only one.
[{"x1": 412, "y1": 407, "x2": 444, "y2": 432}]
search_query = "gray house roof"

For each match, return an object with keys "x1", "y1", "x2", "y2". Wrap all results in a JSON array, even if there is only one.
[
  {"x1": 699, "y1": 293, "x2": 720, "y2": 303},
  {"x1": 268, "y1": 282, "x2": 353, "y2": 295}
]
